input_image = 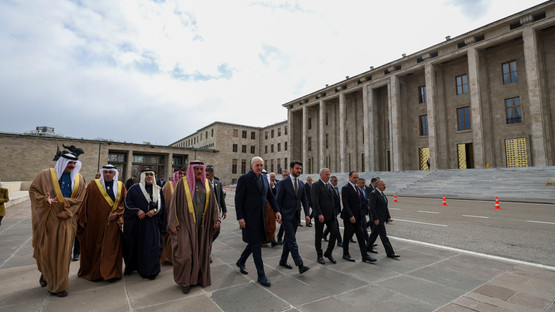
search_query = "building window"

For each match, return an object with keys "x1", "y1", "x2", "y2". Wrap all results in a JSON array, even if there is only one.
[
  {"x1": 502, "y1": 60, "x2": 517, "y2": 84},
  {"x1": 308, "y1": 117, "x2": 312, "y2": 129},
  {"x1": 505, "y1": 97, "x2": 522, "y2": 124},
  {"x1": 211, "y1": 129, "x2": 214, "y2": 137},
  {"x1": 242, "y1": 145, "x2": 247, "y2": 153},
  {"x1": 250, "y1": 146, "x2": 255, "y2": 154},
  {"x1": 233, "y1": 129, "x2": 238, "y2": 137},
  {"x1": 284, "y1": 158, "x2": 288, "y2": 169},
  {"x1": 265, "y1": 145, "x2": 268, "y2": 154},
  {"x1": 284, "y1": 142, "x2": 287, "y2": 151},
  {"x1": 346, "y1": 131, "x2": 349, "y2": 146},
  {"x1": 284, "y1": 126, "x2": 288, "y2": 135},
  {"x1": 277, "y1": 159, "x2": 281, "y2": 173},
  {"x1": 265, "y1": 131, "x2": 268, "y2": 139},
  {"x1": 271, "y1": 130, "x2": 274, "y2": 138},
  {"x1": 278, "y1": 127, "x2": 281, "y2": 136},
  {"x1": 232, "y1": 159, "x2": 237, "y2": 174},
  {"x1": 232, "y1": 144, "x2": 238, "y2": 152},
  {"x1": 241, "y1": 160, "x2": 247, "y2": 174},
  {"x1": 271, "y1": 144, "x2": 274, "y2": 153},
  {"x1": 251, "y1": 131, "x2": 256, "y2": 139},
  {"x1": 325, "y1": 133, "x2": 329, "y2": 148},
  {"x1": 457, "y1": 106, "x2": 471, "y2": 131},
  {"x1": 277, "y1": 143, "x2": 281, "y2": 152},
  {"x1": 419, "y1": 115, "x2": 428, "y2": 136},
  {"x1": 418, "y1": 86, "x2": 426, "y2": 103},
  {"x1": 308, "y1": 137, "x2": 312, "y2": 151},
  {"x1": 271, "y1": 159, "x2": 274, "y2": 173},
  {"x1": 241, "y1": 130, "x2": 247, "y2": 138},
  {"x1": 456, "y1": 74, "x2": 468, "y2": 95},
  {"x1": 325, "y1": 113, "x2": 329, "y2": 126}
]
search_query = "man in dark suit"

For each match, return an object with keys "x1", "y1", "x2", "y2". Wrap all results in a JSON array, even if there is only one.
[
  {"x1": 207, "y1": 166, "x2": 227, "y2": 242},
  {"x1": 358, "y1": 178, "x2": 372, "y2": 249},
  {"x1": 368, "y1": 180, "x2": 399, "y2": 259},
  {"x1": 312, "y1": 168, "x2": 339, "y2": 265},
  {"x1": 235, "y1": 157, "x2": 282, "y2": 287},
  {"x1": 303, "y1": 177, "x2": 314, "y2": 227},
  {"x1": 341, "y1": 171, "x2": 376, "y2": 263},
  {"x1": 275, "y1": 160, "x2": 310, "y2": 274}
]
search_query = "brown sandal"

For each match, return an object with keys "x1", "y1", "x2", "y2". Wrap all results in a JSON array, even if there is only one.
[{"x1": 39, "y1": 274, "x2": 47, "y2": 287}]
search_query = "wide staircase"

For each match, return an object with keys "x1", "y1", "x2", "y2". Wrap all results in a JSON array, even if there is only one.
[{"x1": 299, "y1": 166, "x2": 555, "y2": 203}]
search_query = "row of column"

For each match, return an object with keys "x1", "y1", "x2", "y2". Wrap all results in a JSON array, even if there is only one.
[{"x1": 289, "y1": 23, "x2": 549, "y2": 173}]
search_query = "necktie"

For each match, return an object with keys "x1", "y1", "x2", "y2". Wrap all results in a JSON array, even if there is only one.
[
  {"x1": 294, "y1": 178, "x2": 298, "y2": 195},
  {"x1": 356, "y1": 186, "x2": 360, "y2": 198}
]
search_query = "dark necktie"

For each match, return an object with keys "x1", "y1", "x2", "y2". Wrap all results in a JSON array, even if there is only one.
[
  {"x1": 294, "y1": 178, "x2": 298, "y2": 195},
  {"x1": 356, "y1": 186, "x2": 360, "y2": 198}
]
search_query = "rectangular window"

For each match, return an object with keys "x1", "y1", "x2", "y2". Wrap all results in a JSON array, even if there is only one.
[
  {"x1": 419, "y1": 115, "x2": 428, "y2": 136},
  {"x1": 284, "y1": 142, "x2": 287, "y2": 151},
  {"x1": 502, "y1": 60, "x2": 517, "y2": 84},
  {"x1": 242, "y1": 130, "x2": 247, "y2": 138},
  {"x1": 271, "y1": 159, "x2": 274, "y2": 173},
  {"x1": 242, "y1": 145, "x2": 247, "y2": 153},
  {"x1": 284, "y1": 157, "x2": 288, "y2": 169},
  {"x1": 265, "y1": 131, "x2": 268, "y2": 139},
  {"x1": 505, "y1": 97, "x2": 522, "y2": 124},
  {"x1": 241, "y1": 160, "x2": 247, "y2": 174},
  {"x1": 308, "y1": 137, "x2": 312, "y2": 151},
  {"x1": 285, "y1": 126, "x2": 288, "y2": 135},
  {"x1": 271, "y1": 130, "x2": 274, "y2": 138},
  {"x1": 271, "y1": 144, "x2": 274, "y2": 153},
  {"x1": 251, "y1": 131, "x2": 256, "y2": 139},
  {"x1": 277, "y1": 143, "x2": 281, "y2": 152},
  {"x1": 211, "y1": 129, "x2": 214, "y2": 137},
  {"x1": 278, "y1": 127, "x2": 281, "y2": 136},
  {"x1": 232, "y1": 144, "x2": 238, "y2": 152},
  {"x1": 457, "y1": 106, "x2": 471, "y2": 130},
  {"x1": 325, "y1": 133, "x2": 329, "y2": 148},
  {"x1": 250, "y1": 146, "x2": 255, "y2": 154},
  {"x1": 418, "y1": 86, "x2": 426, "y2": 103},
  {"x1": 233, "y1": 129, "x2": 238, "y2": 137},
  {"x1": 325, "y1": 113, "x2": 329, "y2": 126},
  {"x1": 265, "y1": 145, "x2": 268, "y2": 154},
  {"x1": 232, "y1": 159, "x2": 237, "y2": 174},
  {"x1": 456, "y1": 74, "x2": 468, "y2": 95},
  {"x1": 308, "y1": 117, "x2": 312, "y2": 129}
]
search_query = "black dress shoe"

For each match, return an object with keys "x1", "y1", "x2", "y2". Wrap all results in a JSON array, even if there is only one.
[
  {"x1": 387, "y1": 254, "x2": 400, "y2": 259},
  {"x1": 298, "y1": 224, "x2": 303, "y2": 227},
  {"x1": 39, "y1": 274, "x2": 47, "y2": 287},
  {"x1": 49, "y1": 290, "x2": 68, "y2": 297},
  {"x1": 362, "y1": 256, "x2": 377, "y2": 263},
  {"x1": 72, "y1": 254, "x2": 80, "y2": 262},
  {"x1": 350, "y1": 239, "x2": 356, "y2": 243},
  {"x1": 343, "y1": 254, "x2": 355, "y2": 262},
  {"x1": 271, "y1": 241, "x2": 278, "y2": 247},
  {"x1": 279, "y1": 261, "x2": 293, "y2": 269},
  {"x1": 337, "y1": 242, "x2": 343, "y2": 247},
  {"x1": 147, "y1": 275, "x2": 157, "y2": 280},
  {"x1": 367, "y1": 248, "x2": 378, "y2": 254},
  {"x1": 324, "y1": 254, "x2": 337, "y2": 264},
  {"x1": 317, "y1": 257, "x2": 325, "y2": 265},
  {"x1": 181, "y1": 285, "x2": 191, "y2": 294},
  {"x1": 298, "y1": 265, "x2": 310, "y2": 274},
  {"x1": 323, "y1": 237, "x2": 329, "y2": 242},
  {"x1": 258, "y1": 276, "x2": 271, "y2": 287},
  {"x1": 236, "y1": 261, "x2": 248, "y2": 274},
  {"x1": 306, "y1": 223, "x2": 313, "y2": 227}
]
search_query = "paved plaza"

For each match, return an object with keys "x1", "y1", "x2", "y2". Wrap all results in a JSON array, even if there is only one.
[{"x1": 0, "y1": 195, "x2": 554, "y2": 312}]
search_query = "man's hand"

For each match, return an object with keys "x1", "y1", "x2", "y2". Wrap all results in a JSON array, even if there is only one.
[
  {"x1": 350, "y1": 216, "x2": 356, "y2": 223},
  {"x1": 387, "y1": 217, "x2": 391, "y2": 224},
  {"x1": 276, "y1": 212, "x2": 282, "y2": 224},
  {"x1": 170, "y1": 226, "x2": 179, "y2": 235},
  {"x1": 374, "y1": 219, "x2": 380, "y2": 226},
  {"x1": 318, "y1": 215, "x2": 324, "y2": 223},
  {"x1": 238, "y1": 219, "x2": 246, "y2": 228},
  {"x1": 46, "y1": 192, "x2": 58, "y2": 204},
  {"x1": 146, "y1": 210, "x2": 155, "y2": 218},
  {"x1": 221, "y1": 212, "x2": 227, "y2": 220},
  {"x1": 56, "y1": 211, "x2": 69, "y2": 219},
  {"x1": 109, "y1": 213, "x2": 117, "y2": 221},
  {"x1": 138, "y1": 210, "x2": 145, "y2": 220},
  {"x1": 214, "y1": 220, "x2": 221, "y2": 229}
]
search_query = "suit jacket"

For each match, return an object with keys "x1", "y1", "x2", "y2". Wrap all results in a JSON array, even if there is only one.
[
  {"x1": 275, "y1": 176, "x2": 309, "y2": 221},
  {"x1": 311, "y1": 180, "x2": 335, "y2": 221},
  {"x1": 369, "y1": 189, "x2": 391, "y2": 223},
  {"x1": 360, "y1": 186, "x2": 371, "y2": 215},
  {"x1": 304, "y1": 182, "x2": 313, "y2": 207},
  {"x1": 341, "y1": 183, "x2": 364, "y2": 221},
  {"x1": 235, "y1": 170, "x2": 279, "y2": 243},
  {"x1": 332, "y1": 185, "x2": 341, "y2": 215},
  {"x1": 212, "y1": 179, "x2": 227, "y2": 213}
]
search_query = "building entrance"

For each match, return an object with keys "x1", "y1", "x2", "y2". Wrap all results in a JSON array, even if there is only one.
[
  {"x1": 505, "y1": 138, "x2": 528, "y2": 167},
  {"x1": 457, "y1": 143, "x2": 474, "y2": 169},
  {"x1": 419, "y1": 147, "x2": 430, "y2": 170}
]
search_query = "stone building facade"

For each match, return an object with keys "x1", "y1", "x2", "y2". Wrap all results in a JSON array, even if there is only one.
[
  {"x1": 0, "y1": 132, "x2": 217, "y2": 183},
  {"x1": 284, "y1": 2, "x2": 555, "y2": 174}
]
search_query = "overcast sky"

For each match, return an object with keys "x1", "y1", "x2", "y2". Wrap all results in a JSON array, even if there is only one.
[{"x1": 0, "y1": 0, "x2": 545, "y2": 145}]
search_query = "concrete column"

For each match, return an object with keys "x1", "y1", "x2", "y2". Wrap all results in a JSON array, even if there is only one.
[
  {"x1": 339, "y1": 93, "x2": 347, "y2": 172},
  {"x1": 389, "y1": 75, "x2": 402, "y2": 171},
  {"x1": 302, "y1": 106, "x2": 308, "y2": 171},
  {"x1": 467, "y1": 47, "x2": 486, "y2": 168},
  {"x1": 523, "y1": 27, "x2": 547, "y2": 166},
  {"x1": 318, "y1": 100, "x2": 326, "y2": 170},
  {"x1": 425, "y1": 63, "x2": 439, "y2": 170},
  {"x1": 362, "y1": 85, "x2": 373, "y2": 172},
  {"x1": 165, "y1": 152, "x2": 173, "y2": 181},
  {"x1": 126, "y1": 150, "x2": 134, "y2": 181}
]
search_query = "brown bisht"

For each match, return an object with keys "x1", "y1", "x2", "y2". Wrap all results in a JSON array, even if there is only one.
[
  {"x1": 77, "y1": 180, "x2": 126, "y2": 281},
  {"x1": 167, "y1": 177, "x2": 219, "y2": 288},
  {"x1": 160, "y1": 181, "x2": 175, "y2": 264},
  {"x1": 29, "y1": 169, "x2": 85, "y2": 293}
]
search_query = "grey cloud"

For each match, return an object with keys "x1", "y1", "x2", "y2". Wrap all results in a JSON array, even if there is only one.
[{"x1": 448, "y1": 0, "x2": 491, "y2": 20}]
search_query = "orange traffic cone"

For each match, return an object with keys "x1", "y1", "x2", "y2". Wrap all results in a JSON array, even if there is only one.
[
  {"x1": 393, "y1": 192, "x2": 398, "y2": 203},
  {"x1": 494, "y1": 196, "x2": 501, "y2": 209},
  {"x1": 230, "y1": 186, "x2": 233, "y2": 192},
  {"x1": 441, "y1": 194, "x2": 448, "y2": 206}
]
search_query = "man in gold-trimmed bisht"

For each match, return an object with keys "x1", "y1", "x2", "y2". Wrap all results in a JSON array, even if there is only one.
[
  {"x1": 77, "y1": 164, "x2": 126, "y2": 282},
  {"x1": 168, "y1": 160, "x2": 220, "y2": 294},
  {"x1": 29, "y1": 151, "x2": 86, "y2": 297},
  {"x1": 160, "y1": 168, "x2": 186, "y2": 265}
]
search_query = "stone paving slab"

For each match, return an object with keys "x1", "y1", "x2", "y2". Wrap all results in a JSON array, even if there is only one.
[{"x1": 0, "y1": 199, "x2": 554, "y2": 312}]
